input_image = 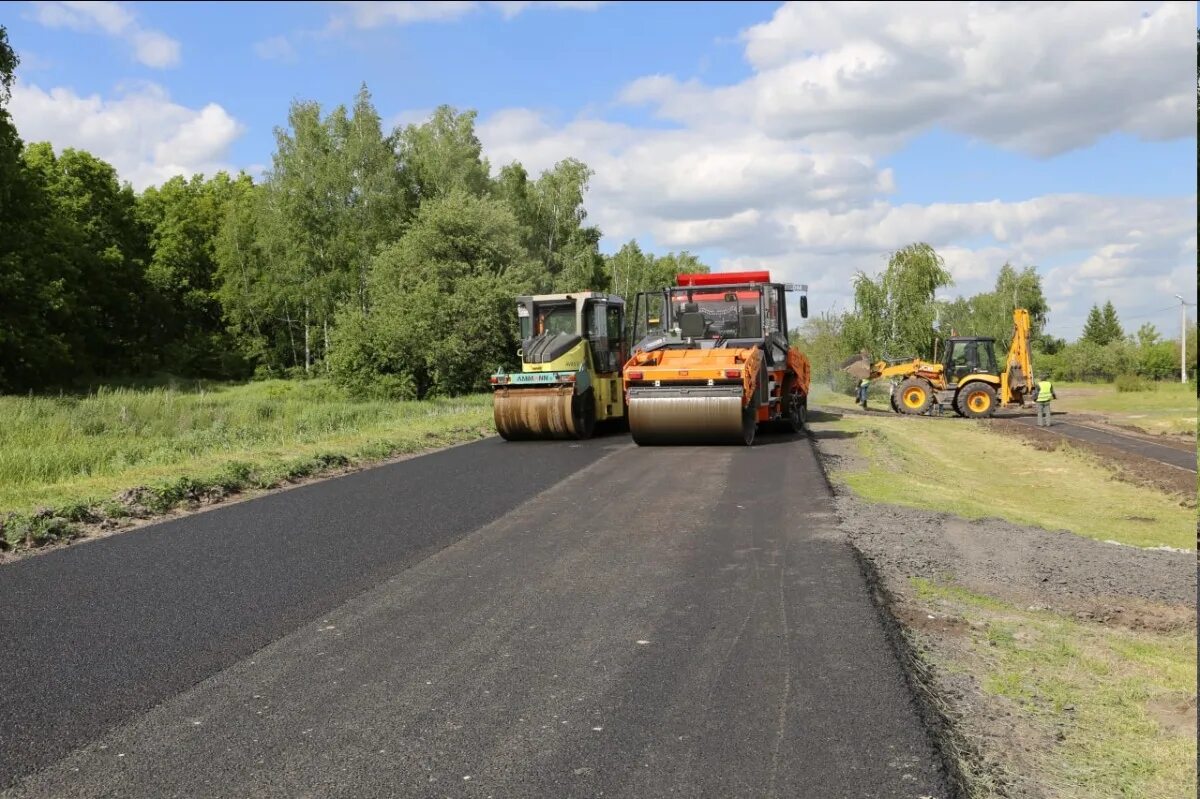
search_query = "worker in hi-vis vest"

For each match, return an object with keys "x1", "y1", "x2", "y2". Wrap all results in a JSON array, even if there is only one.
[
  {"x1": 1035, "y1": 373, "x2": 1057, "y2": 427},
  {"x1": 857, "y1": 377, "x2": 870, "y2": 409}
]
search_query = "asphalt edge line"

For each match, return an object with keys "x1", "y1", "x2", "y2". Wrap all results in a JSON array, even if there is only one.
[{"x1": 804, "y1": 428, "x2": 972, "y2": 799}]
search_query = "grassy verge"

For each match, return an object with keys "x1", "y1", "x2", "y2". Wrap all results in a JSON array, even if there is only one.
[
  {"x1": 0, "y1": 379, "x2": 494, "y2": 550},
  {"x1": 914, "y1": 578, "x2": 1196, "y2": 798},
  {"x1": 1053, "y1": 381, "x2": 1196, "y2": 437},
  {"x1": 810, "y1": 398, "x2": 1192, "y2": 550}
]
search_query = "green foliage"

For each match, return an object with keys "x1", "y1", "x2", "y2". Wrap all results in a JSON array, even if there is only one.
[
  {"x1": 1082, "y1": 301, "x2": 1124, "y2": 346},
  {"x1": 844, "y1": 242, "x2": 953, "y2": 359},
  {"x1": 937, "y1": 263, "x2": 1049, "y2": 348},
  {"x1": 603, "y1": 239, "x2": 709, "y2": 311},
  {"x1": 329, "y1": 190, "x2": 538, "y2": 398},
  {"x1": 396, "y1": 105, "x2": 491, "y2": 208},
  {"x1": 792, "y1": 311, "x2": 856, "y2": 391},
  {"x1": 0, "y1": 56, "x2": 712, "y2": 393},
  {"x1": 1114, "y1": 373, "x2": 1151, "y2": 392},
  {"x1": 0, "y1": 25, "x2": 15, "y2": 101},
  {"x1": 138, "y1": 172, "x2": 251, "y2": 377},
  {"x1": 496, "y1": 158, "x2": 607, "y2": 292}
]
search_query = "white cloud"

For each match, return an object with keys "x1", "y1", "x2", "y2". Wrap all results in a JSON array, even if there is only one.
[
  {"x1": 628, "y1": 1, "x2": 1194, "y2": 158},
  {"x1": 31, "y1": 1, "x2": 181, "y2": 68},
  {"x1": 329, "y1": 0, "x2": 602, "y2": 30},
  {"x1": 474, "y1": 1, "x2": 1195, "y2": 338},
  {"x1": 9, "y1": 82, "x2": 244, "y2": 189},
  {"x1": 254, "y1": 35, "x2": 297, "y2": 63}
]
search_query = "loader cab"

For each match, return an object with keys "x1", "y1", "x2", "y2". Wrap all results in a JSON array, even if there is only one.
[{"x1": 942, "y1": 337, "x2": 998, "y2": 383}]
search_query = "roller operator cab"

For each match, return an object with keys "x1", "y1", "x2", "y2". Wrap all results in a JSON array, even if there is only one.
[
  {"x1": 490, "y1": 293, "x2": 627, "y2": 440},
  {"x1": 622, "y1": 271, "x2": 812, "y2": 446}
]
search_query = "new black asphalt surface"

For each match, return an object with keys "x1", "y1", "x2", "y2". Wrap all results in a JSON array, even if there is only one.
[
  {"x1": 0, "y1": 438, "x2": 614, "y2": 788},
  {"x1": 1010, "y1": 414, "x2": 1197, "y2": 472},
  {"x1": 2, "y1": 433, "x2": 948, "y2": 798}
]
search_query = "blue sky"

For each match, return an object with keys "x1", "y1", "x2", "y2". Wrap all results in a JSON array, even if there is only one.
[{"x1": 3, "y1": 1, "x2": 1196, "y2": 339}]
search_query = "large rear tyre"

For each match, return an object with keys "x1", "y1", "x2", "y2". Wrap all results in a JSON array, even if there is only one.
[
  {"x1": 956, "y1": 382, "x2": 998, "y2": 419},
  {"x1": 896, "y1": 378, "x2": 934, "y2": 415}
]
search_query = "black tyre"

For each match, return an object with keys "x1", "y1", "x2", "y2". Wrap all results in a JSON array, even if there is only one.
[
  {"x1": 896, "y1": 378, "x2": 934, "y2": 415},
  {"x1": 778, "y1": 377, "x2": 806, "y2": 433},
  {"x1": 889, "y1": 389, "x2": 900, "y2": 414},
  {"x1": 955, "y1": 382, "x2": 998, "y2": 419}
]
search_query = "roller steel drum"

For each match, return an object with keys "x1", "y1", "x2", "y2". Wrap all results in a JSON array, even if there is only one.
[
  {"x1": 493, "y1": 386, "x2": 577, "y2": 440},
  {"x1": 628, "y1": 386, "x2": 755, "y2": 445}
]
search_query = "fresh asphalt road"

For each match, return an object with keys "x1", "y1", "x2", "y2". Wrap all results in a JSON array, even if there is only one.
[
  {"x1": 1010, "y1": 414, "x2": 1197, "y2": 472},
  {"x1": 1, "y1": 433, "x2": 948, "y2": 798}
]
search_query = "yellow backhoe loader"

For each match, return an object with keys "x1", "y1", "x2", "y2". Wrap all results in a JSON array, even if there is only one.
[{"x1": 847, "y1": 309, "x2": 1034, "y2": 418}]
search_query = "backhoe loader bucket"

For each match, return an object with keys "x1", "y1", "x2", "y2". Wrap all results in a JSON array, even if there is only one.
[{"x1": 840, "y1": 353, "x2": 873, "y2": 380}]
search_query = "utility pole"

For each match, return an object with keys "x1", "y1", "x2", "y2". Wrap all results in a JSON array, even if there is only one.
[{"x1": 1174, "y1": 294, "x2": 1193, "y2": 383}]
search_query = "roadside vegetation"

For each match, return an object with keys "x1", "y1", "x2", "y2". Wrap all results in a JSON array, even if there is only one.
[
  {"x1": 915, "y1": 579, "x2": 1195, "y2": 799},
  {"x1": 1051, "y1": 381, "x2": 1197, "y2": 438},
  {"x1": 811, "y1": 389, "x2": 1192, "y2": 550},
  {"x1": 0, "y1": 380, "x2": 492, "y2": 551}
]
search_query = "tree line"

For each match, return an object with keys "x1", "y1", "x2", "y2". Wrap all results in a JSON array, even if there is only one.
[
  {"x1": 795, "y1": 243, "x2": 1194, "y2": 388},
  {"x1": 0, "y1": 27, "x2": 705, "y2": 397}
]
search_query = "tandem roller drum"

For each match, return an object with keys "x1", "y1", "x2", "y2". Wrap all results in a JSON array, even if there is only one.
[
  {"x1": 493, "y1": 386, "x2": 578, "y2": 440},
  {"x1": 627, "y1": 386, "x2": 755, "y2": 445}
]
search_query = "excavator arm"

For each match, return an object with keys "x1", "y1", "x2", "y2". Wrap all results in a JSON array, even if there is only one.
[{"x1": 1001, "y1": 309, "x2": 1033, "y2": 405}]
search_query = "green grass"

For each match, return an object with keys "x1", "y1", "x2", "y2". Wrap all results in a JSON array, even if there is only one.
[
  {"x1": 913, "y1": 578, "x2": 1196, "y2": 799},
  {"x1": 809, "y1": 394, "x2": 1193, "y2": 550},
  {"x1": 1053, "y1": 381, "x2": 1197, "y2": 437},
  {"x1": 0, "y1": 379, "x2": 493, "y2": 549}
]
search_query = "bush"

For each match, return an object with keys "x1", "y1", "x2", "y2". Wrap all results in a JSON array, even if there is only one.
[{"x1": 1114, "y1": 373, "x2": 1153, "y2": 392}]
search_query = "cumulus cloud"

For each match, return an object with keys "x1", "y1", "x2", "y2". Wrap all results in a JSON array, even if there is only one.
[
  {"x1": 629, "y1": 1, "x2": 1194, "y2": 158},
  {"x1": 476, "y1": 1, "x2": 1195, "y2": 336},
  {"x1": 327, "y1": 0, "x2": 602, "y2": 31},
  {"x1": 31, "y1": 1, "x2": 181, "y2": 68},
  {"x1": 9, "y1": 82, "x2": 244, "y2": 189}
]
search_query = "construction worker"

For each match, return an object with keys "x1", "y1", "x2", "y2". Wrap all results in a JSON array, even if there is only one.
[
  {"x1": 1035, "y1": 372, "x2": 1057, "y2": 427},
  {"x1": 857, "y1": 377, "x2": 870, "y2": 409}
]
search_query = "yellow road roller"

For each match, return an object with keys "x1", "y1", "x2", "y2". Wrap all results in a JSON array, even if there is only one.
[{"x1": 490, "y1": 293, "x2": 627, "y2": 440}]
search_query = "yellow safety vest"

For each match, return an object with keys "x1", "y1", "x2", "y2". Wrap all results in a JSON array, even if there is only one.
[{"x1": 1036, "y1": 380, "x2": 1053, "y2": 402}]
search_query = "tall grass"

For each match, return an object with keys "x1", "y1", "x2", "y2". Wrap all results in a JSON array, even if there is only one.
[{"x1": 0, "y1": 380, "x2": 492, "y2": 547}]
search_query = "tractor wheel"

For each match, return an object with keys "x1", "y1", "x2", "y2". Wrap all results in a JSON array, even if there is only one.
[
  {"x1": 889, "y1": 389, "x2": 900, "y2": 414},
  {"x1": 896, "y1": 378, "x2": 934, "y2": 415},
  {"x1": 779, "y1": 376, "x2": 806, "y2": 433},
  {"x1": 956, "y1": 383, "x2": 998, "y2": 419}
]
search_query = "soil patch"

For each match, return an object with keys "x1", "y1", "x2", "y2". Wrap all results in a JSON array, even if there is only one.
[{"x1": 834, "y1": 493, "x2": 1197, "y2": 615}]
